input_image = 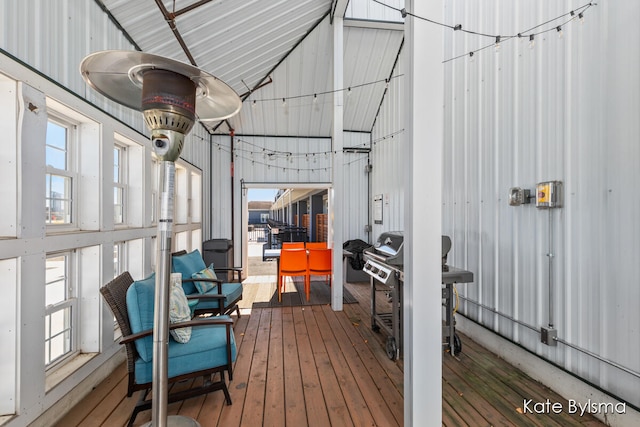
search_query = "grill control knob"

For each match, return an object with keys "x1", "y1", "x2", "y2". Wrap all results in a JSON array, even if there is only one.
[
  {"x1": 379, "y1": 271, "x2": 387, "y2": 279},
  {"x1": 371, "y1": 267, "x2": 379, "y2": 274}
]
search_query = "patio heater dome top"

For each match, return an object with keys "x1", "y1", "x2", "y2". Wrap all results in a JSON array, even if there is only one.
[{"x1": 79, "y1": 50, "x2": 241, "y2": 123}]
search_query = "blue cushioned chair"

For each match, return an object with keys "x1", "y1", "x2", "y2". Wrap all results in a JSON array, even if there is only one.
[
  {"x1": 172, "y1": 249, "x2": 243, "y2": 318},
  {"x1": 100, "y1": 272, "x2": 237, "y2": 427}
]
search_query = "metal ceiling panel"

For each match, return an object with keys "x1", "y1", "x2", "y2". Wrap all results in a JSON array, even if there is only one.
[
  {"x1": 101, "y1": 0, "x2": 332, "y2": 94},
  {"x1": 231, "y1": 19, "x2": 403, "y2": 137},
  {"x1": 98, "y1": 0, "x2": 404, "y2": 137},
  {"x1": 343, "y1": 25, "x2": 403, "y2": 132}
]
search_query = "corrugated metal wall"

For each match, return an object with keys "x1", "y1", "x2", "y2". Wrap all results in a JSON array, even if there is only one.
[
  {"x1": 346, "y1": 0, "x2": 404, "y2": 23},
  {"x1": 371, "y1": 60, "x2": 405, "y2": 237},
  {"x1": 0, "y1": 0, "x2": 145, "y2": 134},
  {"x1": 343, "y1": 131, "x2": 370, "y2": 242},
  {"x1": 442, "y1": 0, "x2": 640, "y2": 407}
]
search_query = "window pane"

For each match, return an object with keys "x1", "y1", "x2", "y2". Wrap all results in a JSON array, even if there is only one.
[
  {"x1": 114, "y1": 147, "x2": 120, "y2": 183},
  {"x1": 45, "y1": 307, "x2": 72, "y2": 366},
  {"x1": 46, "y1": 255, "x2": 67, "y2": 305},
  {"x1": 46, "y1": 174, "x2": 72, "y2": 224},
  {"x1": 49, "y1": 174, "x2": 70, "y2": 198},
  {"x1": 114, "y1": 187, "x2": 123, "y2": 223},
  {"x1": 46, "y1": 121, "x2": 67, "y2": 169}
]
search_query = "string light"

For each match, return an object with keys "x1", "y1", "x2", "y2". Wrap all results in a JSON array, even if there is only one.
[
  {"x1": 247, "y1": 74, "x2": 402, "y2": 105},
  {"x1": 529, "y1": 34, "x2": 535, "y2": 49},
  {"x1": 372, "y1": 1, "x2": 596, "y2": 63},
  {"x1": 207, "y1": 129, "x2": 404, "y2": 173}
]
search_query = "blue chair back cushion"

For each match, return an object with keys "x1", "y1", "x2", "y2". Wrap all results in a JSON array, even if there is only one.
[
  {"x1": 172, "y1": 250, "x2": 207, "y2": 294},
  {"x1": 126, "y1": 273, "x2": 156, "y2": 362},
  {"x1": 134, "y1": 316, "x2": 237, "y2": 384}
]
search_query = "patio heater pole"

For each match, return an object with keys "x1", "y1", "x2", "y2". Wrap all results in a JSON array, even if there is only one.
[
  {"x1": 79, "y1": 50, "x2": 241, "y2": 427},
  {"x1": 153, "y1": 159, "x2": 176, "y2": 425}
]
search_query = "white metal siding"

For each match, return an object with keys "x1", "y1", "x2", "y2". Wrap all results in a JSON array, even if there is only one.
[
  {"x1": 343, "y1": 132, "x2": 371, "y2": 242},
  {"x1": 371, "y1": 56, "x2": 405, "y2": 237},
  {"x1": 442, "y1": 0, "x2": 640, "y2": 407},
  {"x1": 346, "y1": 0, "x2": 404, "y2": 23},
  {"x1": 0, "y1": 0, "x2": 146, "y2": 134}
]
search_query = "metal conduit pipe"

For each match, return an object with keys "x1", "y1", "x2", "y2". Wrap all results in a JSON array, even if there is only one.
[
  {"x1": 457, "y1": 295, "x2": 640, "y2": 379},
  {"x1": 547, "y1": 209, "x2": 555, "y2": 328}
]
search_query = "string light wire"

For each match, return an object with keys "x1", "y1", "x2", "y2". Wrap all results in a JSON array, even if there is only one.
[
  {"x1": 205, "y1": 129, "x2": 405, "y2": 173},
  {"x1": 248, "y1": 74, "x2": 403, "y2": 104},
  {"x1": 372, "y1": 1, "x2": 596, "y2": 63}
]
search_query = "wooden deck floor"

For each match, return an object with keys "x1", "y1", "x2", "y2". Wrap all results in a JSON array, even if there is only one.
[{"x1": 55, "y1": 277, "x2": 605, "y2": 427}]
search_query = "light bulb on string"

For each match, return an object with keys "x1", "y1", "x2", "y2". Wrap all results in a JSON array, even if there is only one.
[
  {"x1": 313, "y1": 94, "x2": 318, "y2": 103},
  {"x1": 495, "y1": 36, "x2": 501, "y2": 52},
  {"x1": 252, "y1": 100, "x2": 257, "y2": 108},
  {"x1": 529, "y1": 34, "x2": 535, "y2": 49},
  {"x1": 556, "y1": 26, "x2": 563, "y2": 39},
  {"x1": 469, "y1": 51, "x2": 475, "y2": 62},
  {"x1": 578, "y1": 12, "x2": 584, "y2": 24}
]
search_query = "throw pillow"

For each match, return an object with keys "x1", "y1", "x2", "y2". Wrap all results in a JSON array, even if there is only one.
[
  {"x1": 169, "y1": 273, "x2": 192, "y2": 343},
  {"x1": 191, "y1": 264, "x2": 218, "y2": 294}
]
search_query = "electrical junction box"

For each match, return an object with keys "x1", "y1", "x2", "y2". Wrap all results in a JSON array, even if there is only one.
[
  {"x1": 536, "y1": 181, "x2": 563, "y2": 208},
  {"x1": 541, "y1": 326, "x2": 557, "y2": 346}
]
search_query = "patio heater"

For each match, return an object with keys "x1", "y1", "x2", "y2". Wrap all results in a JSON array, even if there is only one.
[{"x1": 80, "y1": 51, "x2": 241, "y2": 427}]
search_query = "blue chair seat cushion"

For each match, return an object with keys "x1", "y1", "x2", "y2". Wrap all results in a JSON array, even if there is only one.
[
  {"x1": 172, "y1": 250, "x2": 207, "y2": 294},
  {"x1": 133, "y1": 317, "x2": 237, "y2": 384},
  {"x1": 193, "y1": 282, "x2": 243, "y2": 312}
]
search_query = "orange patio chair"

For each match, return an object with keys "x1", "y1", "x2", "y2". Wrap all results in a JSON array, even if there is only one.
[
  {"x1": 305, "y1": 242, "x2": 327, "y2": 249},
  {"x1": 278, "y1": 248, "x2": 309, "y2": 302},
  {"x1": 307, "y1": 248, "x2": 332, "y2": 300},
  {"x1": 282, "y1": 242, "x2": 305, "y2": 249}
]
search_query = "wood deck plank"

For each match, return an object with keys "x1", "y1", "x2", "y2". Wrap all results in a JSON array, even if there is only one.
[
  {"x1": 310, "y1": 305, "x2": 377, "y2": 427},
  {"x1": 319, "y1": 304, "x2": 401, "y2": 427},
  {"x1": 238, "y1": 308, "x2": 272, "y2": 426},
  {"x1": 333, "y1": 301, "x2": 404, "y2": 419},
  {"x1": 301, "y1": 306, "x2": 354, "y2": 427},
  {"x1": 442, "y1": 393, "x2": 472, "y2": 427},
  {"x1": 264, "y1": 307, "x2": 285, "y2": 427},
  {"x1": 456, "y1": 336, "x2": 585, "y2": 427},
  {"x1": 292, "y1": 307, "x2": 332, "y2": 427},
  {"x1": 442, "y1": 362, "x2": 515, "y2": 426},
  {"x1": 442, "y1": 380, "x2": 489, "y2": 426},
  {"x1": 53, "y1": 362, "x2": 127, "y2": 427},
  {"x1": 216, "y1": 308, "x2": 262, "y2": 427},
  {"x1": 76, "y1": 373, "x2": 131, "y2": 427},
  {"x1": 281, "y1": 307, "x2": 308, "y2": 427},
  {"x1": 53, "y1": 272, "x2": 609, "y2": 427}
]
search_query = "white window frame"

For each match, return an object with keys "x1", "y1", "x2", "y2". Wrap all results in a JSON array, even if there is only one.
[
  {"x1": 113, "y1": 144, "x2": 127, "y2": 225},
  {"x1": 45, "y1": 251, "x2": 78, "y2": 370},
  {"x1": 45, "y1": 115, "x2": 78, "y2": 230}
]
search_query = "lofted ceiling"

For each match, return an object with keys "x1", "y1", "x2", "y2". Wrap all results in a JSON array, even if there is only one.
[{"x1": 99, "y1": 0, "x2": 404, "y2": 137}]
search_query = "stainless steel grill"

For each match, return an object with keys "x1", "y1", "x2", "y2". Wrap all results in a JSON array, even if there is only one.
[
  {"x1": 363, "y1": 231, "x2": 404, "y2": 360},
  {"x1": 363, "y1": 232, "x2": 474, "y2": 359}
]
